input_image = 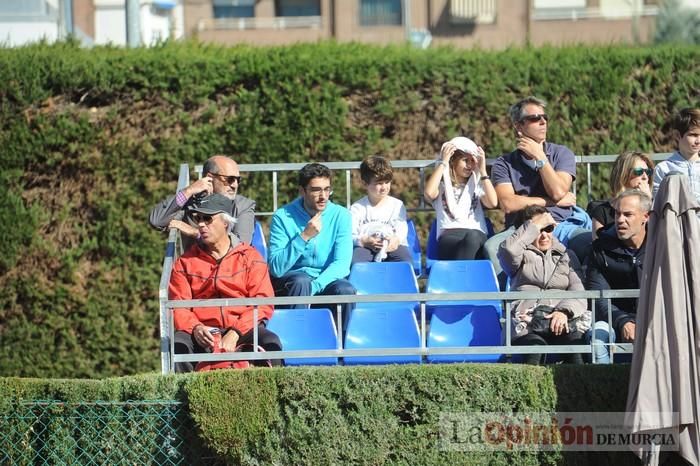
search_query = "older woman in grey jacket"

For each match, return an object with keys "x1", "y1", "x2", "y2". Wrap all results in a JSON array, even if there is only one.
[{"x1": 498, "y1": 205, "x2": 591, "y2": 364}]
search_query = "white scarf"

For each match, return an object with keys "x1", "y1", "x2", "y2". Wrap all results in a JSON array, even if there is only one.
[{"x1": 440, "y1": 136, "x2": 481, "y2": 222}]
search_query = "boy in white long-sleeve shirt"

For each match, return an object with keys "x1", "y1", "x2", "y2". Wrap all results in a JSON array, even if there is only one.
[
  {"x1": 653, "y1": 108, "x2": 700, "y2": 202},
  {"x1": 350, "y1": 156, "x2": 412, "y2": 264}
]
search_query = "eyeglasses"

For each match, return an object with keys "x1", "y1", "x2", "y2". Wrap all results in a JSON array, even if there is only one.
[
  {"x1": 540, "y1": 224, "x2": 555, "y2": 233},
  {"x1": 192, "y1": 213, "x2": 215, "y2": 225},
  {"x1": 631, "y1": 168, "x2": 653, "y2": 177},
  {"x1": 521, "y1": 113, "x2": 548, "y2": 124},
  {"x1": 211, "y1": 174, "x2": 241, "y2": 185},
  {"x1": 307, "y1": 187, "x2": 333, "y2": 196}
]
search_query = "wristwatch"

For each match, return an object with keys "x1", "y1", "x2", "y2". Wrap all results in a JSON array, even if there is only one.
[{"x1": 535, "y1": 159, "x2": 547, "y2": 170}]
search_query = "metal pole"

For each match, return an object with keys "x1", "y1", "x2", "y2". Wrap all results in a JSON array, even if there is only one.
[
  {"x1": 126, "y1": 0, "x2": 141, "y2": 47},
  {"x1": 60, "y1": 0, "x2": 74, "y2": 39},
  {"x1": 403, "y1": 0, "x2": 411, "y2": 41}
]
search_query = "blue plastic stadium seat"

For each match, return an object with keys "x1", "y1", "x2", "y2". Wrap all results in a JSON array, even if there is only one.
[
  {"x1": 252, "y1": 220, "x2": 267, "y2": 260},
  {"x1": 425, "y1": 260, "x2": 503, "y2": 362},
  {"x1": 406, "y1": 219, "x2": 423, "y2": 275},
  {"x1": 426, "y1": 260, "x2": 499, "y2": 298},
  {"x1": 266, "y1": 308, "x2": 338, "y2": 365},
  {"x1": 426, "y1": 219, "x2": 495, "y2": 272},
  {"x1": 344, "y1": 306, "x2": 421, "y2": 365},
  {"x1": 348, "y1": 261, "x2": 419, "y2": 311},
  {"x1": 427, "y1": 305, "x2": 503, "y2": 363}
]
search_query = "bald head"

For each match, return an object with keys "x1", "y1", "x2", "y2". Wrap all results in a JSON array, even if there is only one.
[{"x1": 204, "y1": 155, "x2": 240, "y2": 200}]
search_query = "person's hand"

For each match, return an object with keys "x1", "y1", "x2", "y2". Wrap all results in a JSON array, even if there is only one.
[
  {"x1": 516, "y1": 133, "x2": 546, "y2": 161},
  {"x1": 440, "y1": 142, "x2": 457, "y2": 165},
  {"x1": 476, "y1": 146, "x2": 488, "y2": 176},
  {"x1": 386, "y1": 235, "x2": 400, "y2": 252},
  {"x1": 220, "y1": 329, "x2": 240, "y2": 352},
  {"x1": 532, "y1": 212, "x2": 557, "y2": 231},
  {"x1": 193, "y1": 324, "x2": 216, "y2": 349},
  {"x1": 301, "y1": 212, "x2": 322, "y2": 241},
  {"x1": 545, "y1": 310, "x2": 570, "y2": 336},
  {"x1": 622, "y1": 322, "x2": 636, "y2": 342},
  {"x1": 169, "y1": 219, "x2": 199, "y2": 237},
  {"x1": 633, "y1": 179, "x2": 652, "y2": 197},
  {"x1": 362, "y1": 234, "x2": 384, "y2": 252},
  {"x1": 183, "y1": 177, "x2": 213, "y2": 198},
  {"x1": 555, "y1": 191, "x2": 577, "y2": 207}
]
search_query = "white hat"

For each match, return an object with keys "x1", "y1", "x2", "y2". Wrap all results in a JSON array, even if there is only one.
[{"x1": 445, "y1": 136, "x2": 478, "y2": 155}]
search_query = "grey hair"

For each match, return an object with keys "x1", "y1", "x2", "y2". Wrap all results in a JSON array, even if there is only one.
[
  {"x1": 509, "y1": 96, "x2": 547, "y2": 125},
  {"x1": 220, "y1": 212, "x2": 237, "y2": 233},
  {"x1": 613, "y1": 189, "x2": 652, "y2": 213}
]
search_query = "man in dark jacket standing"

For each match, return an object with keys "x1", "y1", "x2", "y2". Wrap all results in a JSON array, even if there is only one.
[{"x1": 586, "y1": 189, "x2": 650, "y2": 357}]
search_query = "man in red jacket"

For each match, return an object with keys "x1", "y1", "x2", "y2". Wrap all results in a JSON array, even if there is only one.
[{"x1": 168, "y1": 193, "x2": 281, "y2": 372}]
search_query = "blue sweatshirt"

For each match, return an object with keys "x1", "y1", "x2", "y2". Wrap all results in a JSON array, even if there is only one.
[{"x1": 268, "y1": 198, "x2": 352, "y2": 295}]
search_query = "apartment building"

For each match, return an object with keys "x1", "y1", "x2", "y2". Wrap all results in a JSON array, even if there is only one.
[
  {"x1": 0, "y1": 0, "x2": 669, "y2": 48},
  {"x1": 187, "y1": 0, "x2": 661, "y2": 49}
]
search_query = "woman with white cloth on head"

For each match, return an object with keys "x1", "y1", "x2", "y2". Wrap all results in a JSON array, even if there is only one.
[{"x1": 424, "y1": 136, "x2": 498, "y2": 260}]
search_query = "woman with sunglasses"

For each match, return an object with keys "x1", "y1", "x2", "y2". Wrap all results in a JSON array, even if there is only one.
[
  {"x1": 588, "y1": 151, "x2": 654, "y2": 240},
  {"x1": 424, "y1": 136, "x2": 497, "y2": 260},
  {"x1": 498, "y1": 205, "x2": 591, "y2": 365}
]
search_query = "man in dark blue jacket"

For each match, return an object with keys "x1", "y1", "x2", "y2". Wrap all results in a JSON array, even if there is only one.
[{"x1": 585, "y1": 189, "x2": 650, "y2": 357}]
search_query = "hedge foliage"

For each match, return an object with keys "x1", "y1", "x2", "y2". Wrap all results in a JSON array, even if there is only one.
[
  {"x1": 0, "y1": 41, "x2": 698, "y2": 378},
  {"x1": 0, "y1": 364, "x2": 639, "y2": 465}
]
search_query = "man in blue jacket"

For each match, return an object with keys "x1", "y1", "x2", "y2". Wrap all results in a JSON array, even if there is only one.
[{"x1": 268, "y1": 163, "x2": 356, "y2": 324}]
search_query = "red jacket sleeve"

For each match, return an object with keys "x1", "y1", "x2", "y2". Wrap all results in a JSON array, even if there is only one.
[
  {"x1": 168, "y1": 258, "x2": 202, "y2": 334},
  {"x1": 229, "y1": 252, "x2": 274, "y2": 335}
]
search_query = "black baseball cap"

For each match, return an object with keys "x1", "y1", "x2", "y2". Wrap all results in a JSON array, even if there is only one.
[{"x1": 190, "y1": 194, "x2": 232, "y2": 215}]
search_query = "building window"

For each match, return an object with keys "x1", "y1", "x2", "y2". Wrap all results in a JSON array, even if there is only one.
[
  {"x1": 213, "y1": 0, "x2": 255, "y2": 18},
  {"x1": 276, "y1": 0, "x2": 321, "y2": 16},
  {"x1": 360, "y1": 0, "x2": 402, "y2": 26},
  {"x1": 449, "y1": 0, "x2": 497, "y2": 24}
]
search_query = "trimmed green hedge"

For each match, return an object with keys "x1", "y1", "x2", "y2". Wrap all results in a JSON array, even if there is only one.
[
  {"x1": 0, "y1": 41, "x2": 698, "y2": 378},
  {"x1": 0, "y1": 364, "x2": 639, "y2": 465}
]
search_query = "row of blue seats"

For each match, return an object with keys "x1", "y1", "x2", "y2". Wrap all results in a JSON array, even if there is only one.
[
  {"x1": 266, "y1": 260, "x2": 503, "y2": 366},
  {"x1": 251, "y1": 219, "x2": 496, "y2": 276}
]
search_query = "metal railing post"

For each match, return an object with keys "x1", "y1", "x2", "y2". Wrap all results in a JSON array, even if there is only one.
[
  {"x1": 158, "y1": 163, "x2": 190, "y2": 374},
  {"x1": 253, "y1": 306, "x2": 259, "y2": 351}
]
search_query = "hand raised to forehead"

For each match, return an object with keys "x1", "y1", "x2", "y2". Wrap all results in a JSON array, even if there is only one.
[
  {"x1": 440, "y1": 142, "x2": 457, "y2": 164},
  {"x1": 532, "y1": 212, "x2": 556, "y2": 230}
]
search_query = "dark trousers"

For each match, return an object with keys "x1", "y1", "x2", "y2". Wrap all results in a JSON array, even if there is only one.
[
  {"x1": 271, "y1": 271, "x2": 356, "y2": 328},
  {"x1": 174, "y1": 324, "x2": 282, "y2": 373},
  {"x1": 513, "y1": 331, "x2": 585, "y2": 365},
  {"x1": 351, "y1": 245, "x2": 412, "y2": 264},
  {"x1": 437, "y1": 228, "x2": 487, "y2": 260}
]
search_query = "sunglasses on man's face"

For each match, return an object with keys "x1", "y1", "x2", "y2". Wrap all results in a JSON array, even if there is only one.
[
  {"x1": 212, "y1": 174, "x2": 241, "y2": 185},
  {"x1": 540, "y1": 224, "x2": 555, "y2": 233},
  {"x1": 192, "y1": 213, "x2": 215, "y2": 225},
  {"x1": 631, "y1": 168, "x2": 653, "y2": 177},
  {"x1": 521, "y1": 113, "x2": 548, "y2": 124}
]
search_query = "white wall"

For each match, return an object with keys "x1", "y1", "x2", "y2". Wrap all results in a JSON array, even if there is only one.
[
  {"x1": 94, "y1": 0, "x2": 177, "y2": 46},
  {"x1": 0, "y1": 21, "x2": 58, "y2": 46},
  {"x1": 94, "y1": 0, "x2": 126, "y2": 45}
]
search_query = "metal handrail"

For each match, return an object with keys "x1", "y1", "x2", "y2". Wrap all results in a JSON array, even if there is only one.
[
  {"x1": 163, "y1": 289, "x2": 638, "y2": 372},
  {"x1": 195, "y1": 152, "x2": 672, "y2": 215}
]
